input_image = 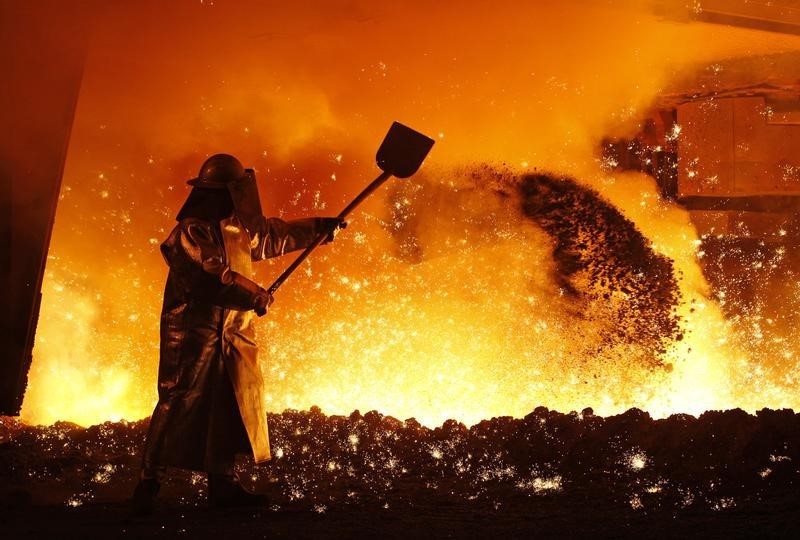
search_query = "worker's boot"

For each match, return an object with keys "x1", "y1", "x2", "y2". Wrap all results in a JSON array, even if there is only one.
[
  {"x1": 207, "y1": 473, "x2": 268, "y2": 508},
  {"x1": 131, "y1": 477, "x2": 160, "y2": 516}
]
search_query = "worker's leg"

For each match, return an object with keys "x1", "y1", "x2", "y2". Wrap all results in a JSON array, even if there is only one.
[
  {"x1": 205, "y1": 355, "x2": 266, "y2": 507},
  {"x1": 132, "y1": 446, "x2": 165, "y2": 515}
]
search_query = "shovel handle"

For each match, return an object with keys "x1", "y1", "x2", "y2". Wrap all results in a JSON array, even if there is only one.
[{"x1": 267, "y1": 170, "x2": 392, "y2": 295}]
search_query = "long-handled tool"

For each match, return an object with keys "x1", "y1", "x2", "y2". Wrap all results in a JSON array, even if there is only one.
[{"x1": 267, "y1": 121, "x2": 435, "y2": 296}]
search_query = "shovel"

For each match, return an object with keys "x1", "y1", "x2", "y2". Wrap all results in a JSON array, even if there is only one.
[{"x1": 266, "y1": 121, "x2": 435, "y2": 296}]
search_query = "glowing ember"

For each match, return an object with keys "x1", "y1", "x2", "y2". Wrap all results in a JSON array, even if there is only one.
[{"x1": 626, "y1": 451, "x2": 648, "y2": 471}]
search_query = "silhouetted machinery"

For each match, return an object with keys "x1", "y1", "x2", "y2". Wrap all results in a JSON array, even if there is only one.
[
  {"x1": 0, "y1": 3, "x2": 90, "y2": 415},
  {"x1": 602, "y1": 50, "x2": 800, "y2": 241},
  {"x1": 602, "y1": 1, "x2": 800, "y2": 240}
]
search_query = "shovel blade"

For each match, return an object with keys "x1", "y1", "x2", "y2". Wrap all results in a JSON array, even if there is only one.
[{"x1": 376, "y1": 122, "x2": 435, "y2": 178}]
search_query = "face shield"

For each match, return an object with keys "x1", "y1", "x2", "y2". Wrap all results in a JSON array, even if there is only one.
[{"x1": 226, "y1": 169, "x2": 264, "y2": 235}]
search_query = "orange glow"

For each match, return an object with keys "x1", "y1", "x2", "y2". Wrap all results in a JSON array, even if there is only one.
[{"x1": 20, "y1": 1, "x2": 800, "y2": 426}]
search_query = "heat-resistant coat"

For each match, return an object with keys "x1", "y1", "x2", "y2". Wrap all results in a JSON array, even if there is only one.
[{"x1": 142, "y1": 214, "x2": 323, "y2": 472}]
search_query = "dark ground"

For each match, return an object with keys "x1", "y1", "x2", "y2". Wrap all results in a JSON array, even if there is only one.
[{"x1": 2, "y1": 407, "x2": 799, "y2": 539}]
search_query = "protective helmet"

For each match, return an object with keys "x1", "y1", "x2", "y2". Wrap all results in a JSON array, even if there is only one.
[{"x1": 187, "y1": 154, "x2": 245, "y2": 188}]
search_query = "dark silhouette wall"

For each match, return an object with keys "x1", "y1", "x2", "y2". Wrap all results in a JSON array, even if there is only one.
[{"x1": 0, "y1": 2, "x2": 90, "y2": 414}]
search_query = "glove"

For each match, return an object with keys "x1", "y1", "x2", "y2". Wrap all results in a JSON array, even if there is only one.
[
  {"x1": 220, "y1": 267, "x2": 274, "y2": 316},
  {"x1": 253, "y1": 289, "x2": 274, "y2": 317},
  {"x1": 319, "y1": 217, "x2": 347, "y2": 244}
]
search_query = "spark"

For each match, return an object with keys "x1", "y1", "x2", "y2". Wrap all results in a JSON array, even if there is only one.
[{"x1": 627, "y1": 451, "x2": 648, "y2": 471}]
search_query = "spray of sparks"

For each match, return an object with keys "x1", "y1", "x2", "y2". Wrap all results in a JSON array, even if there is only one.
[{"x1": 17, "y1": 0, "x2": 800, "y2": 426}]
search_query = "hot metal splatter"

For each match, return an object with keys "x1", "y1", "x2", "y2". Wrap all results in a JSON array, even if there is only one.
[{"x1": 519, "y1": 173, "x2": 683, "y2": 363}]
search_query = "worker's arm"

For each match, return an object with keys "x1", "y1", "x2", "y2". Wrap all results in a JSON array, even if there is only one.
[
  {"x1": 161, "y1": 218, "x2": 272, "y2": 314},
  {"x1": 250, "y1": 215, "x2": 345, "y2": 261}
]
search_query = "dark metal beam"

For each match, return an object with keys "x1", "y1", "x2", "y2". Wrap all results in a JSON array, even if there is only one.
[
  {"x1": 0, "y1": 2, "x2": 91, "y2": 415},
  {"x1": 653, "y1": 0, "x2": 800, "y2": 36}
]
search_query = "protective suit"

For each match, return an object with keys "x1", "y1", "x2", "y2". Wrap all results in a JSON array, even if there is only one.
[{"x1": 140, "y1": 154, "x2": 338, "y2": 477}]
